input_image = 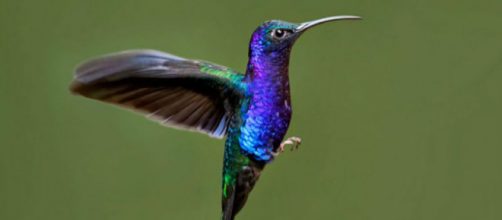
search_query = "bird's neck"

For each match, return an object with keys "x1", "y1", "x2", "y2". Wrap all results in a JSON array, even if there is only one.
[{"x1": 245, "y1": 50, "x2": 291, "y2": 86}]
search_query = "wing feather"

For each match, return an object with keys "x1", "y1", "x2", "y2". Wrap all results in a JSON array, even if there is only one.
[{"x1": 70, "y1": 50, "x2": 245, "y2": 138}]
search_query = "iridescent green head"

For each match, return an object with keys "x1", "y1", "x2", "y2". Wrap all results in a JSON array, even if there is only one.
[{"x1": 249, "y1": 15, "x2": 361, "y2": 55}]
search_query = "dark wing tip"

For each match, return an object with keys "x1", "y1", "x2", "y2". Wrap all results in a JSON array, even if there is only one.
[
  {"x1": 69, "y1": 80, "x2": 84, "y2": 95},
  {"x1": 69, "y1": 80, "x2": 96, "y2": 99}
]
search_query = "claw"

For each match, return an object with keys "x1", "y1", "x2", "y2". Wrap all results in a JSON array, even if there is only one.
[
  {"x1": 279, "y1": 136, "x2": 302, "y2": 152},
  {"x1": 267, "y1": 136, "x2": 302, "y2": 159}
]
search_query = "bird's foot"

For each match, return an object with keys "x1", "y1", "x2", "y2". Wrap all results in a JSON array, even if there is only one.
[
  {"x1": 267, "y1": 136, "x2": 302, "y2": 159},
  {"x1": 279, "y1": 136, "x2": 302, "y2": 152}
]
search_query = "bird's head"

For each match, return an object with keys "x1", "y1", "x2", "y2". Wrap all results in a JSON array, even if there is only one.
[{"x1": 249, "y1": 16, "x2": 361, "y2": 57}]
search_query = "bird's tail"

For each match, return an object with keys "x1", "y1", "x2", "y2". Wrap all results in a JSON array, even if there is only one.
[{"x1": 221, "y1": 160, "x2": 264, "y2": 220}]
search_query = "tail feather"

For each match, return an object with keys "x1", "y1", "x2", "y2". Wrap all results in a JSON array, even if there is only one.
[
  {"x1": 222, "y1": 162, "x2": 264, "y2": 220},
  {"x1": 222, "y1": 187, "x2": 236, "y2": 220}
]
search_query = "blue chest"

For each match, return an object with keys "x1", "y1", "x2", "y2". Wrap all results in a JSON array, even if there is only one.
[{"x1": 237, "y1": 81, "x2": 292, "y2": 162}]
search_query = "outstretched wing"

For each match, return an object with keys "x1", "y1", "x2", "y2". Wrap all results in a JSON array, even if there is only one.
[{"x1": 70, "y1": 49, "x2": 245, "y2": 138}]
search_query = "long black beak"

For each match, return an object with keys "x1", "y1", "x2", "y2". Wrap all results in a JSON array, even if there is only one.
[{"x1": 296, "y1": 15, "x2": 361, "y2": 32}]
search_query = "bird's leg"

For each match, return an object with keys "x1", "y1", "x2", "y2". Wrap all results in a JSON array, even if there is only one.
[
  {"x1": 279, "y1": 136, "x2": 302, "y2": 152},
  {"x1": 267, "y1": 136, "x2": 302, "y2": 159}
]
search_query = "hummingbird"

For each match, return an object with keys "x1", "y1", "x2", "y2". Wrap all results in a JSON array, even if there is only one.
[{"x1": 70, "y1": 15, "x2": 360, "y2": 219}]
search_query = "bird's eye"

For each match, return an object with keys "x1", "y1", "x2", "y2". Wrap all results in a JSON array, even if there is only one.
[{"x1": 271, "y1": 29, "x2": 291, "y2": 40}]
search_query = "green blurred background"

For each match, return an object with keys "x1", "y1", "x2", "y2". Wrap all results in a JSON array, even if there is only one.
[{"x1": 1, "y1": 0, "x2": 501, "y2": 219}]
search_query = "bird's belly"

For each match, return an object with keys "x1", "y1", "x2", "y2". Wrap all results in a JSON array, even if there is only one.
[{"x1": 238, "y1": 99, "x2": 292, "y2": 162}]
